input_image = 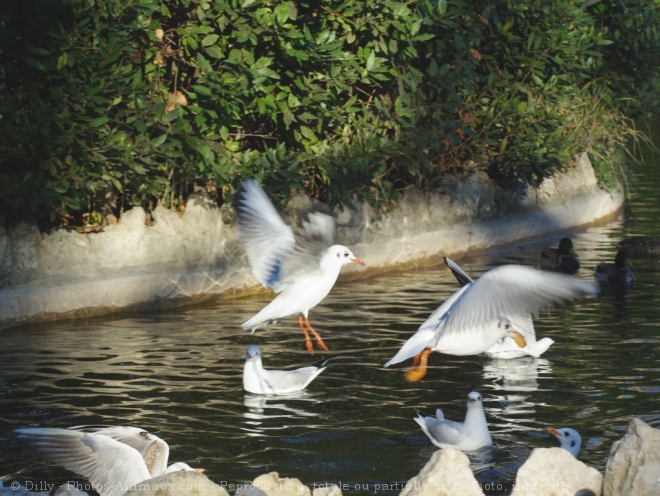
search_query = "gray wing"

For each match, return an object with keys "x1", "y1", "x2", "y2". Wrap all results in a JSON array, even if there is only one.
[
  {"x1": 439, "y1": 265, "x2": 596, "y2": 341},
  {"x1": 68, "y1": 425, "x2": 169, "y2": 478},
  {"x1": 15, "y1": 428, "x2": 151, "y2": 496}
]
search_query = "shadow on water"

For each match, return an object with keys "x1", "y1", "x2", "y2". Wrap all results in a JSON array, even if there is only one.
[{"x1": 2, "y1": 120, "x2": 660, "y2": 495}]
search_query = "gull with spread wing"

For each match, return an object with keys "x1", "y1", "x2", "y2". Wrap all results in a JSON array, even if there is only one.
[
  {"x1": 14, "y1": 425, "x2": 201, "y2": 496},
  {"x1": 444, "y1": 257, "x2": 555, "y2": 359},
  {"x1": 384, "y1": 263, "x2": 596, "y2": 381},
  {"x1": 414, "y1": 391, "x2": 492, "y2": 451},
  {"x1": 243, "y1": 345, "x2": 330, "y2": 395},
  {"x1": 237, "y1": 180, "x2": 365, "y2": 353}
]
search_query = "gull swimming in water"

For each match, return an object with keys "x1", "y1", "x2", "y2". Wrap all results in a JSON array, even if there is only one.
[
  {"x1": 547, "y1": 426, "x2": 582, "y2": 457},
  {"x1": 14, "y1": 425, "x2": 201, "y2": 496},
  {"x1": 384, "y1": 263, "x2": 596, "y2": 381},
  {"x1": 414, "y1": 391, "x2": 492, "y2": 451},
  {"x1": 445, "y1": 257, "x2": 555, "y2": 359},
  {"x1": 243, "y1": 345, "x2": 330, "y2": 395},
  {"x1": 237, "y1": 180, "x2": 365, "y2": 354}
]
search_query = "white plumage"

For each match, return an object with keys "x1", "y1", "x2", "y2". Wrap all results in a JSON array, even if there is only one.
[
  {"x1": 414, "y1": 391, "x2": 493, "y2": 451},
  {"x1": 385, "y1": 263, "x2": 596, "y2": 381},
  {"x1": 14, "y1": 425, "x2": 198, "y2": 496},
  {"x1": 237, "y1": 180, "x2": 364, "y2": 353},
  {"x1": 243, "y1": 345, "x2": 330, "y2": 395},
  {"x1": 444, "y1": 257, "x2": 556, "y2": 359},
  {"x1": 547, "y1": 426, "x2": 582, "y2": 457}
]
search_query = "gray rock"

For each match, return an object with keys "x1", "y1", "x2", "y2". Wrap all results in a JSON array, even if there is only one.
[
  {"x1": 399, "y1": 448, "x2": 485, "y2": 496},
  {"x1": 249, "y1": 473, "x2": 311, "y2": 496},
  {"x1": 602, "y1": 418, "x2": 660, "y2": 496},
  {"x1": 511, "y1": 447, "x2": 602, "y2": 496}
]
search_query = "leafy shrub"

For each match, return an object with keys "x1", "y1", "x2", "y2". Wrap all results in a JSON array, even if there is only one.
[{"x1": 1, "y1": 0, "x2": 658, "y2": 229}]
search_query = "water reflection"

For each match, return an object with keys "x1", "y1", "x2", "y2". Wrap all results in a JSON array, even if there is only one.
[{"x1": 3, "y1": 122, "x2": 660, "y2": 494}]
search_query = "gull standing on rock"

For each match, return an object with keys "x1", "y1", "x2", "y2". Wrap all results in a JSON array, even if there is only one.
[
  {"x1": 237, "y1": 180, "x2": 365, "y2": 354},
  {"x1": 243, "y1": 345, "x2": 330, "y2": 395},
  {"x1": 546, "y1": 426, "x2": 582, "y2": 457},
  {"x1": 384, "y1": 264, "x2": 596, "y2": 381},
  {"x1": 414, "y1": 391, "x2": 493, "y2": 451},
  {"x1": 444, "y1": 257, "x2": 555, "y2": 359},
  {"x1": 14, "y1": 425, "x2": 202, "y2": 496}
]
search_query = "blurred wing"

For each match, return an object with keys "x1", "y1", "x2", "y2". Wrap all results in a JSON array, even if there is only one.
[
  {"x1": 237, "y1": 181, "x2": 296, "y2": 290},
  {"x1": 439, "y1": 265, "x2": 596, "y2": 341},
  {"x1": 280, "y1": 212, "x2": 336, "y2": 284},
  {"x1": 384, "y1": 285, "x2": 470, "y2": 367},
  {"x1": 15, "y1": 428, "x2": 151, "y2": 496},
  {"x1": 68, "y1": 425, "x2": 169, "y2": 478}
]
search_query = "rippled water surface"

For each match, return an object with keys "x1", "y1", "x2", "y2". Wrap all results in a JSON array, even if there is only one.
[{"x1": 2, "y1": 125, "x2": 660, "y2": 495}]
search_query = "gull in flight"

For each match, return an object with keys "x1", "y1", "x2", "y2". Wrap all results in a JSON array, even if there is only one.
[
  {"x1": 14, "y1": 425, "x2": 201, "y2": 496},
  {"x1": 414, "y1": 391, "x2": 492, "y2": 451},
  {"x1": 444, "y1": 257, "x2": 555, "y2": 359},
  {"x1": 243, "y1": 345, "x2": 330, "y2": 395},
  {"x1": 237, "y1": 180, "x2": 365, "y2": 353},
  {"x1": 384, "y1": 263, "x2": 596, "y2": 381},
  {"x1": 547, "y1": 426, "x2": 582, "y2": 457}
]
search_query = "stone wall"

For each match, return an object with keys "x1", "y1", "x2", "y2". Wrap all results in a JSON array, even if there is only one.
[{"x1": 0, "y1": 154, "x2": 623, "y2": 330}]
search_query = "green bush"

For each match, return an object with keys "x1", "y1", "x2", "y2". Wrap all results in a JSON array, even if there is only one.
[{"x1": 1, "y1": 0, "x2": 658, "y2": 229}]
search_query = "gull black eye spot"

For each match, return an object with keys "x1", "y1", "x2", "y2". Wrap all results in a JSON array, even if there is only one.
[{"x1": 570, "y1": 441, "x2": 576, "y2": 447}]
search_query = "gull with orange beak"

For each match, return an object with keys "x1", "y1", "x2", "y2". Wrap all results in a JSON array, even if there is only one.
[
  {"x1": 237, "y1": 180, "x2": 365, "y2": 353},
  {"x1": 547, "y1": 426, "x2": 582, "y2": 457},
  {"x1": 384, "y1": 264, "x2": 596, "y2": 381}
]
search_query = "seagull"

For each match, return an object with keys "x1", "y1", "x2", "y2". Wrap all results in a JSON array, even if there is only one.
[
  {"x1": 237, "y1": 180, "x2": 365, "y2": 354},
  {"x1": 384, "y1": 263, "x2": 596, "y2": 381},
  {"x1": 546, "y1": 426, "x2": 582, "y2": 457},
  {"x1": 243, "y1": 345, "x2": 330, "y2": 395},
  {"x1": 445, "y1": 257, "x2": 555, "y2": 359},
  {"x1": 594, "y1": 250, "x2": 634, "y2": 286},
  {"x1": 414, "y1": 391, "x2": 492, "y2": 451},
  {"x1": 14, "y1": 425, "x2": 201, "y2": 496},
  {"x1": 540, "y1": 237, "x2": 580, "y2": 274}
]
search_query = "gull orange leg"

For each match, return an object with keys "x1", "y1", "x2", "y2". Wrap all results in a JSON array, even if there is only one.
[
  {"x1": 404, "y1": 348, "x2": 432, "y2": 382},
  {"x1": 298, "y1": 315, "x2": 315, "y2": 354},
  {"x1": 302, "y1": 316, "x2": 330, "y2": 353}
]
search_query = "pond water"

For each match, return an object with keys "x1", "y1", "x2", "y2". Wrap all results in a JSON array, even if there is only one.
[{"x1": 1, "y1": 122, "x2": 659, "y2": 495}]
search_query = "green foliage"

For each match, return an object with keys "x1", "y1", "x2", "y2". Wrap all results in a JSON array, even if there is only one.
[{"x1": 1, "y1": 0, "x2": 658, "y2": 228}]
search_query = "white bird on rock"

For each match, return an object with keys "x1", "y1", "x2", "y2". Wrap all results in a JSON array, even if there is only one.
[
  {"x1": 243, "y1": 345, "x2": 330, "y2": 395},
  {"x1": 444, "y1": 257, "x2": 555, "y2": 359},
  {"x1": 384, "y1": 263, "x2": 596, "y2": 381},
  {"x1": 14, "y1": 425, "x2": 201, "y2": 496},
  {"x1": 237, "y1": 180, "x2": 365, "y2": 354},
  {"x1": 414, "y1": 391, "x2": 492, "y2": 451},
  {"x1": 547, "y1": 426, "x2": 582, "y2": 457}
]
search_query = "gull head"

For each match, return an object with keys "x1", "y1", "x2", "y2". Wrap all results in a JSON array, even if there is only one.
[
  {"x1": 246, "y1": 345, "x2": 262, "y2": 360},
  {"x1": 325, "y1": 245, "x2": 365, "y2": 267},
  {"x1": 466, "y1": 391, "x2": 483, "y2": 407},
  {"x1": 547, "y1": 426, "x2": 582, "y2": 457}
]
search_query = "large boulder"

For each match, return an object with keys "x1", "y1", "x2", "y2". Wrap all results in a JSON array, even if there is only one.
[
  {"x1": 511, "y1": 447, "x2": 602, "y2": 496},
  {"x1": 248, "y1": 473, "x2": 311, "y2": 496},
  {"x1": 400, "y1": 448, "x2": 485, "y2": 496},
  {"x1": 602, "y1": 418, "x2": 660, "y2": 496}
]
